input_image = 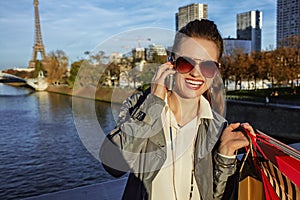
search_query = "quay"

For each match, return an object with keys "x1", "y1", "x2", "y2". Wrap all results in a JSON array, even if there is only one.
[
  {"x1": 226, "y1": 98, "x2": 300, "y2": 110},
  {"x1": 24, "y1": 178, "x2": 127, "y2": 200},
  {"x1": 226, "y1": 98, "x2": 300, "y2": 142}
]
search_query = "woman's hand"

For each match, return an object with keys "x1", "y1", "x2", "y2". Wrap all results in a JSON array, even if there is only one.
[
  {"x1": 151, "y1": 62, "x2": 176, "y2": 100},
  {"x1": 218, "y1": 122, "x2": 255, "y2": 156}
]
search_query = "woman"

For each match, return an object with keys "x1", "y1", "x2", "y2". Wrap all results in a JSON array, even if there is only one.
[{"x1": 100, "y1": 19, "x2": 254, "y2": 200}]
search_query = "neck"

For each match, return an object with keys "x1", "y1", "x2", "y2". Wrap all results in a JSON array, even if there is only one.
[{"x1": 167, "y1": 92, "x2": 200, "y2": 126}]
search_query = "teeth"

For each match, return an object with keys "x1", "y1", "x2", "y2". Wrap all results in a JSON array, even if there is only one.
[{"x1": 185, "y1": 79, "x2": 203, "y2": 85}]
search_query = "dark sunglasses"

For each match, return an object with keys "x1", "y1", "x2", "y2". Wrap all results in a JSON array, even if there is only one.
[{"x1": 173, "y1": 57, "x2": 220, "y2": 78}]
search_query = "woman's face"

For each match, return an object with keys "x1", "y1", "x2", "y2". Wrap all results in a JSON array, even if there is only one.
[{"x1": 173, "y1": 37, "x2": 219, "y2": 99}]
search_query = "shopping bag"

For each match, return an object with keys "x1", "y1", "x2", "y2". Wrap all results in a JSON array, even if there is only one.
[
  {"x1": 222, "y1": 127, "x2": 300, "y2": 200},
  {"x1": 221, "y1": 143, "x2": 265, "y2": 200},
  {"x1": 255, "y1": 130, "x2": 300, "y2": 200},
  {"x1": 237, "y1": 150, "x2": 265, "y2": 200}
]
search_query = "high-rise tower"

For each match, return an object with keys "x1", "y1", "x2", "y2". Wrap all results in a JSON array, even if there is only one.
[
  {"x1": 175, "y1": 3, "x2": 208, "y2": 31},
  {"x1": 277, "y1": 0, "x2": 300, "y2": 47},
  {"x1": 28, "y1": 0, "x2": 47, "y2": 68},
  {"x1": 237, "y1": 10, "x2": 262, "y2": 52}
]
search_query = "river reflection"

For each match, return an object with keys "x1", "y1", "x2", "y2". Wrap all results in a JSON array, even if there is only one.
[
  {"x1": 0, "y1": 83, "x2": 33, "y2": 96},
  {"x1": 0, "y1": 85, "x2": 116, "y2": 199}
]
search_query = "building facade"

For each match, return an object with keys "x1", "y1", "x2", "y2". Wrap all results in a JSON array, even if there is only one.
[
  {"x1": 223, "y1": 38, "x2": 252, "y2": 56},
  {"x1": 237, "y1": 10, "x2": 262, "y2": 52},
  {"x1": 277, "y1": 0, "x2": 300, "y2": 47},
  {"x1": 176, "y1": 3, "x2": 208, "y2": 31},
  {"x1": 147, "y1": 44, "x2": 167, "y2": 61}
]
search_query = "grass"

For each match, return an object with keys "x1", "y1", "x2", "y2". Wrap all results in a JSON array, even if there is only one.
[
  {"x1": 227, "y1": 86, "x2": 299, "y2": 97},
  {"x1": 226, "y1": 86, "x2": 300, "y2": 104}
]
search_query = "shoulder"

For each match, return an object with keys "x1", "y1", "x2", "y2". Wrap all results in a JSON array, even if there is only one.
[{"x1": 121, "y1": 87, "x2": 151, "y2": 112}]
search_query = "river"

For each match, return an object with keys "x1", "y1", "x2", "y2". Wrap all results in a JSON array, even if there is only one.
[
  {"x1": 0, "y1": 84, "x2": 116, "y2": 199},
  {"x1": 0, "y1": 83, "x2": 299, "y2": 199}
]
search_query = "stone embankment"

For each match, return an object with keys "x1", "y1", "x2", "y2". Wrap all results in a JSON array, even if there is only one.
[{"x1": 46, "y1": 85, "x2": 136, "y2": 104}]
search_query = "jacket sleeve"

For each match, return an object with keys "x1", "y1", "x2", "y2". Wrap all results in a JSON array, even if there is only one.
[
  {"x1": 99, "y1": 92, "x2": 165, "y2": 177},
  {"x1": 213, "y1": 152, "x2": 237, "y2": 199}
]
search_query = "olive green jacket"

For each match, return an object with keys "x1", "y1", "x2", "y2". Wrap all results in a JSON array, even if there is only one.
[{"x1": 100, "y1": 92, "x2": 236, "y2": 200}]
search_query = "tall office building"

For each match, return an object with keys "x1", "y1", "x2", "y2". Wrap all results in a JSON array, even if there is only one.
[
  {"x1": 223, "y1": 38, "x2": 252, "y2": 55},
  {"x1": 175, "y1": 3, "x2": 208, "y2": 31},
  {"x1": 237, "y1": 10, "x2": 262, "y2": 52},
  {"x1": 277, "y1": 0, "x2": 300, "y2": 47}
]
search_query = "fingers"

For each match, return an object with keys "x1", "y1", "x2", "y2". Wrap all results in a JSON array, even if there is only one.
[
  {"x1": 151, "y1": 62, "x2": 176, "y2": 99},
  {"x1": 231, "y1": 133, "x2": 250, "y2": 149},
  {"x1": 228, "y1": 122, "x2": 241, "y2": 131},
  {"x1": 241, "y1": 122, "x2": 256, "y2": 137},
  {"x1": 152, "y1": 62, "x2": 175, "y2": 83},
  {"x1": 218, "y1": 122, "x2": 255, "y2": 156}
]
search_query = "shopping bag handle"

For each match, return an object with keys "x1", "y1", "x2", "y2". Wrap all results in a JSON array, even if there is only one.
[{"x1": 235, "y1": 125, "x2": 269, "y2": 162}]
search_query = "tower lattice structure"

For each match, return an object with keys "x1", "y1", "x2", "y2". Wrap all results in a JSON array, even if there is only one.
[{"x1": 29, "y1": 0, "x2": 47, "y2": 68}]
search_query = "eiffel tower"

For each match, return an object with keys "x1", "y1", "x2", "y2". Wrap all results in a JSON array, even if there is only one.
[{"x1": 28, "y1": 0, "x2": 47, "y2": 69}]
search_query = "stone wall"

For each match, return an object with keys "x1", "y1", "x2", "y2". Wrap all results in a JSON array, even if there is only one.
[{"x1": 226, "y1": 100, "x2": 300, "y2": 142}]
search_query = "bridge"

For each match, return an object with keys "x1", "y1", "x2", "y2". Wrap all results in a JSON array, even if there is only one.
[
  {"x1": 0, "y1": 72, "x2": 27, "y2": 83},
  {"x1": 0, "y1": 71, "x2": 48, "y2": 91}
]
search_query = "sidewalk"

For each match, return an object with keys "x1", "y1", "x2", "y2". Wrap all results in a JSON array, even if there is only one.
[
  {"x1": 24, "y1": 178, "x2": 127, "y2": 200},
  {"x1": 226, "y1": 98, "x2": 300, "y2": 110}
]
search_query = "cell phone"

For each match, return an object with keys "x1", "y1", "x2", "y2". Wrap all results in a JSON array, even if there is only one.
[
  {"x1": 166, "y1": 56, "x2": 174, "y2": 91},
  {"x1": 166, "y1": 74, "x2": 174, "y2": 91}
]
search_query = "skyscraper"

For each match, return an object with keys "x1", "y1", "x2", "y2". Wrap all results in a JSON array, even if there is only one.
[
  {"x1": 277, "y1": 0, "x2": 300, "y2": 47},
  {"x1": 175, "y1": 3, "x2": 208, "y2": 31},
  {"x1": 237, "y1": 10, "x2": 262, "y2": 52}
]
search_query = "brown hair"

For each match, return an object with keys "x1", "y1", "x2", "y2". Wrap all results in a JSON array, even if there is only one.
[{"x1": 172, "y1": 19, "x2": 223, "y2": 61}]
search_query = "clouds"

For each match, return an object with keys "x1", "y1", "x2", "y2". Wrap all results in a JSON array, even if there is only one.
[{"x1": 0, "y1": 0, "x2": 276, "y2": 69}]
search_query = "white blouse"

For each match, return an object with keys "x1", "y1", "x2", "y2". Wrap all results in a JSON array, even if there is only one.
[{"x1": 151, "y1": 96, "x2": 213, "y2": 200}]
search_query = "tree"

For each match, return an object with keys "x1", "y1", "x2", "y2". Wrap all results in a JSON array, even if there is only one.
[
  {"x1": 249, "y1": 51, "x2": 264, "y2": 90},
  {"x1": 89, "y1": 50, "x2": 107, "y2": 64},
  {"x1": 231, "y1": 48, "x2": 248, "y2": 90},
  {"x1": 45, "y1": 50, "x2": 69, "y2": 84},
  {"x1": 140, "y1": 63, "x2": 157, "y2": 86},
  {"x1": 152, "y1": 52, "x2": 166, "y2": 64},
  {"x1": 220, "y1": 55, "x2": 233, "y2": 90},
  {"x1": 32, "y1": 60, "x2": 44, "y2": 78},
  {"x1": 67, "y1": 60, "x2": 84, "y2": 88}
]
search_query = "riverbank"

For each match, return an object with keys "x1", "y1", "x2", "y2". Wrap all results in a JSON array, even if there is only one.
[
  {"x1": 226, "y1": 99, "x2": 300, "y2": 142},
  {"x1": 47, "y1": 85, "x2": 300, "y2": 106},
  {"x1": 46, "y1": 85, "x2": 136, "y2": 104},
  {"x1": 227, "y1": 86, "x2": 300, "y2": 106}
]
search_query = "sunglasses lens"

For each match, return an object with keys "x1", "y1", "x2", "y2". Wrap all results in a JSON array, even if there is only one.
[
  {"x1": 175, "y1": 57, "x2": 219, "y2": 78},
  {"x1": 175, "y1": 57, "x2": 194, "y2": 73},
  {"x1": 200, "y1": 61, "x2": 218, "y2": 78}
]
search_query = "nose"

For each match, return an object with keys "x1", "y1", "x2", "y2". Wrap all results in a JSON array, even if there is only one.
[{"x1": 189, "y1": 64, "x2": 202, "y2": 77}]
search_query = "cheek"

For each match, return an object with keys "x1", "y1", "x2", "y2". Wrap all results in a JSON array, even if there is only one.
[
  {"x1": 205, "y1": 78, "x2": 213, "y2": 88},
  {"x1": 173, "y1": 74, "x2": 184, "y2": 94},
  {"x1": 174, "y1": 73, "x2": 185, "y2": 88}
]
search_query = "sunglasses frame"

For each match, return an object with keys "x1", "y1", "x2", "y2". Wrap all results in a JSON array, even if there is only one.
[{"x1": 172, "y1": 56, "x2": 221, "y2": 78}]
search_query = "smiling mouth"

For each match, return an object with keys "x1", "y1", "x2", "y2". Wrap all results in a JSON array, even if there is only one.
[{"x1": 185, "y1": 79, "x2": 204, "y2": 87}]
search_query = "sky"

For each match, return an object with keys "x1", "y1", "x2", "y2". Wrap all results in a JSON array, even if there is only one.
[{"x1": 0, "y1": 0, "x2": 276, "y2": 69}]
